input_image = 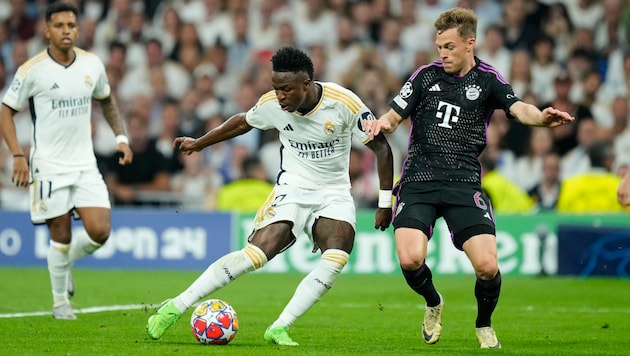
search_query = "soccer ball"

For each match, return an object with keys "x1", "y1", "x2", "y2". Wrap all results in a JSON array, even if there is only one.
[{"x1": 190, "y1": 299, "x2": 239, "y2": 345}]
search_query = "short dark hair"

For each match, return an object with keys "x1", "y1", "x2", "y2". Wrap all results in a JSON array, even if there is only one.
[
  {"x1": 587, "y1": 140, "x2": 614, "y2": 169},
  {"x1": 46, "y1": 2, "x2": 79, "y2": 23},
  {"x1": 271, "y1": 47, "x2": 314, "y2": 80}
]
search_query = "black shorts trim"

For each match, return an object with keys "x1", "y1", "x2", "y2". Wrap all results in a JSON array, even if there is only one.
[
  {"x1": 453, "y1": 224, "x2": 496, "y2": 250},
  {"x1": 393, "y1": 217, "x2": 432, "y2": 238}
]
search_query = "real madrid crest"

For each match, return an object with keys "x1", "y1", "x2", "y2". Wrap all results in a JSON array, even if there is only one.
[
  {"x1": 465, "y1": 84, "x2": 481, "y2": 101},
  {"x1": 323, "y1": 120, "x2": 336, "y2": 135},
  {"x1": 84, "y1": 75, "x2": 93, "y2": 87}
]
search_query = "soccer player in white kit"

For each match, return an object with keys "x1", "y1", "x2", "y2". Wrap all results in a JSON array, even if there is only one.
[
  {"x1": 147, "y1": 47, "x2": 394, "y2": 345},
  {"x1": 0, "y1": 2, "x2": 132, "y2": 319}
]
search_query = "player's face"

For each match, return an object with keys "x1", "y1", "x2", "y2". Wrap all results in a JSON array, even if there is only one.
[
  {"x1": 435, "y1": 28, "x2": 475, "y2": 75},
  {"x1": 271, "y1": 71, "x2": 311, "y2": 113},
  {"x1": 45, "y1": 11, "x2": 79, "y2": 52}
]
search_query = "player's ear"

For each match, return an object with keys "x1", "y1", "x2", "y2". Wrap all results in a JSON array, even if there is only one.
[
  {"x1": 467, "y1": 37, "x2": 476, "y2": 52},
  {"x1": 303, "y1": 78, "x2": 311, "y2": 90}
]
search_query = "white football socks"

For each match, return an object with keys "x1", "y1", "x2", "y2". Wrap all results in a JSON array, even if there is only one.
[
  {"x1": 48, "y1": 241, "x2": 71, "y2": 306},
  {"x1": 69, "y1": 232, "x2": 102, "y2": 264},
  {"x1": 173, "y1": 244, "x2": 268, "y2": 312},
  {"x1": 270, "y1": 248, "x2": 349, "y2": 329}
]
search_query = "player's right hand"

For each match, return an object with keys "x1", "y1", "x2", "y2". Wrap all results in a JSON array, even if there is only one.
[
  {"x1": 374, "y1": 208, "x2": 392, "y2": 231},
  {"x1": 11, "y1": 156, "x2": 29, "y2": 188},
  {"x1": 117, "y1": 143, "x2": 133, "y2": 165},
  {"x1": 173, "y1": 136, "x2": 199, "y2": 155}
]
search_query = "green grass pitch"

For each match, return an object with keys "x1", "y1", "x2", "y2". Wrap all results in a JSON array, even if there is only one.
[{"x1": 1, "y1": 267, "x2": 628, "y2": 355}]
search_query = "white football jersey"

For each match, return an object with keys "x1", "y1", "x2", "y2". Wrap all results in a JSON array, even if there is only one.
[
  {"x1": 3, "y1": 48, "x2": 111, "y2": 175},
  {"x1": 246, "y1": 82, "x2": 376, "y2": 191}
]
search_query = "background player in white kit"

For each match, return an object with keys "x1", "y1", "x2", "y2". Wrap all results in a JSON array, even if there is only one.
[
  {"x1": 0, "y1": 2, "x2": 132, "y2": 319},
  {"x1": 147, "y1": 46, "x2": 394, "y2": 346}
]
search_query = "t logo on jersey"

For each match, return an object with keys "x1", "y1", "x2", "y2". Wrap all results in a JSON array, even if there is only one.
[{"x1": 436, "y1": 101, "x2": 461, "y2": 129}]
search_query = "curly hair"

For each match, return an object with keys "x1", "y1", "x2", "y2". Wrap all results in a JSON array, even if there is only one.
[
  {"x1": 434, "y1": 7, "x2": 477, "y2": 39},
  {"x1": 271, "y1": 47, "x2": 314, "y2": 80}
]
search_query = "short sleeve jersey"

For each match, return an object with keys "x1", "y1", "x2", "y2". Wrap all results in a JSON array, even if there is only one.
[
  {"x1": 390, "y1": 57, "x2": 520, "y2": 185},
  {"x1": 246, "y1": 82, "x2": 376, "y2": 191},
  {"x1": 3, "y1": 48, "x2": 111, "y2": 175}
]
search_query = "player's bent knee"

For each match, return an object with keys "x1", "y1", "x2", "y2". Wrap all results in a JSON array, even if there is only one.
[
  {"x1": 474, "y1": 261, "x2": 499, "y2": 280},
  {"x1": 398, "y1": 254, "x2": 425, "y2": 270}
]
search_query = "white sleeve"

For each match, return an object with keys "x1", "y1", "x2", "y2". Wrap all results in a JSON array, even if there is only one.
[
  {"x1": 2, "y1": 71, "x2": 30, "y2": 111},
  {"x1": 245, "y1": 100, "x2": 275, "y2": 130},
  {"x1": 92, "y1": 58, "x2": 111, "y2": 99},
  {"x1": 352, "y1": 104, "x2": 377, "y2": 145}
]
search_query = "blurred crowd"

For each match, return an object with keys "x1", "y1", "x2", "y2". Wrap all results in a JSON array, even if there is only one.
[{"x1": 0, "y1": 0, "x2": 629, "y2": 213}]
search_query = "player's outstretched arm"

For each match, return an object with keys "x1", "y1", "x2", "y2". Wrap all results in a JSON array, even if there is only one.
[
  {"x1": 174, "y1": 113, "x2": 253, "y2": 155},
  {"x1": 0, "y1": 104, "x2": 28, "y2": 187},
  {"x1": 509, "y1": 101, "x2": 575, "y2": 128},
  {"x1": 365, "y1": 133, "x2": 394, "y2": 231},
  {"x1": 363, "y1": 109, "x2": 404, "y2": 141},
  {"x1": 98, "y1": 96, "x2": 133, "y2": 165},
  {"x1": 618, "y1": 171, "x2": 630, "y2": 206}
]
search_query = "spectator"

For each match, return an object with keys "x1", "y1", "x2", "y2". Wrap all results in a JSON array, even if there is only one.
[
  {"x1": 171, "y1": 150, "x2": 222, "y2": 211},
  {"x1": 557, "y1": 140, "x2": 623, "y2": 212},
  {"x1": 349, "y1": 146, "x2": 379, "y2": 209},
  {"x1": 500, "y1": 0, "x2": 540, "y2": 51},
  {"x1": 155, "y1": 98, "x2": 185, "y2": 175},
  {"x1": 540, "y1": 71, "x2": 593, "y2": 155},
  {"x1": 530, "y1": 35, "x2": 561, "y2": 103},
  {"x1": 479, "y1": 150, "x2": 534, "y2": 213},
  {"x1": 326, "y1": 15, "x2": 363, "y2": 84},
  {"x1": 541, "y1": 2, "x2": 574, "y2": 64},
  {"x1": 511, "y1": 127, "x2": 555, "y2": 191},
  {"x1": 169, "y1": 22, "x2": 204, "y2": 70},
  {"x1": 507, "y1": 49, "x2": 533, "y2": 99},
  {"x1": 476, "y1": 24, "x2": 512, "y2": 78},
  {"x1": 118, "y1": 38, "x2": 191, "y2": 106},
  {"x1": 528, "y1": 152, "x2": 562, "y2": 211},
  {"x1": 567, "y1": 0, "x2": 604, "y2": 31},
  {"x1": 560, "y1": 117, "x2": 598, "y2": 179},
  {"x1": 216, "y1": 155, "x2": 273, "y2": 213},
  {"x1": 292, "y1": 0, "x2": 337, "y2": 49},
  {"x1": 104, "y1": 112, "x2": 171, "y2": 207},
  {"x1": 593, "y1": 0, "x2": 626, "y2": 57}
]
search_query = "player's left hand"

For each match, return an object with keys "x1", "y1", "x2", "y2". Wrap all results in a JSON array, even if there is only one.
[
  {"x1": 116, "y1": 143, "x2": 133, "y2": 165},
  {"x1": 542, "y1": 107, "x2": 575, "y2": 127},
  {"x1": 374, "y1": 208, "x2": 392, "y2": 231}
]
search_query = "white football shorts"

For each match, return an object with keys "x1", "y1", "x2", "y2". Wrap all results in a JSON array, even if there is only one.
[
  {"x1": 252, "y1": 184, "x2": 356, "y2": 248},
  {"x1": 29, "y1": 167, "x2": 111, "y2": 224}
]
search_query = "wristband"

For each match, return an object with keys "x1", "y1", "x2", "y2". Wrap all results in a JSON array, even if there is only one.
[
  {"x1": 378, "y1": 189, "x2": 393, "y2": 208},
  {"x1": 115, "y1": 135, "x2": 129, "y2": 145},
  {"x1": 13, "y1": 154, "x2": 25, "y2": 157}
]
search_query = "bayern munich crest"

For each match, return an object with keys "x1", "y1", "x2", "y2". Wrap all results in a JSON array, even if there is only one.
[{"x1": 465, "y1": 84, "x2": 481, "y2": 100}]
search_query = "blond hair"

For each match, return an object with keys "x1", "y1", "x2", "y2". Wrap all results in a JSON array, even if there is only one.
[{"x1": 434, "y1": 7, "x2": 477, "y2": 39}]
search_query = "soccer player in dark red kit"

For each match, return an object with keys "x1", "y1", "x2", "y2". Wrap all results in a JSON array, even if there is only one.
[{"x1": 363, "y1": 7, "x2": 574, "y2": 349}]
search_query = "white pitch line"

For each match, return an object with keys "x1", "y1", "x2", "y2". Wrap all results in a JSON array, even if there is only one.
[
  {"x1": 3, "y1": 302, "x2": 630, "y2": 319},
  {"x1": 0, "y1": 303, "x2": 160, "y2": 319}
]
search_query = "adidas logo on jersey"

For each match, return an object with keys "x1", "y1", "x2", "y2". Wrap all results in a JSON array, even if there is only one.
[
  {"x1": 50, "y1": 83, "x2": 60, "y2": 90},
  {"x1": 283, "y1": 124, "x2": 294, "y2": 131},
  {"x1": 429, "y1": 84, "x2": 441, "y2": 92}
]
